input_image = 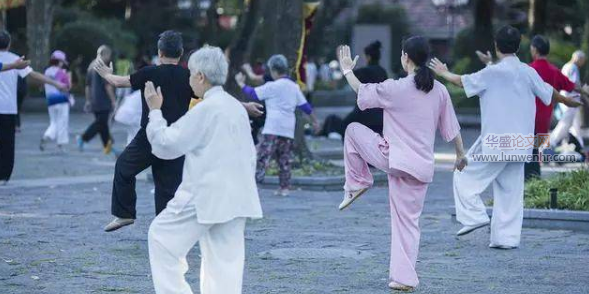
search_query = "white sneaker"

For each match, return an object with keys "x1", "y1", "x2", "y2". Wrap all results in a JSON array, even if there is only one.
[
  {"x1": 456, "y1": 221, "x2": 490, "y2": 236},
  {"x1": 104, "y1": 217, "x2": 135, "y2": 232},
  {"x1": 274, "y1": 188, "x2": 290, "y2": 197},
  {"x1": 388, "y1": 281, "x2": 415, "y2": 291},
  {"x1": 338, "y1": 188, "x2": 368, "y2": 210}
]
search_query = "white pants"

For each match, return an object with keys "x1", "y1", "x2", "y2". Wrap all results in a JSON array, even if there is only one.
[
  {"x1": 453, "y1": 138, "x2": 525, "y2": 247},
  {"x1": 43, "y1": 103, "x2": 70, "y2": 145},
  {"x1": 148, "y1": 206, "x2": 246, "y2": 294},
  {"x1": 550, "y1": 104, "x2": 583, "y2": 148}
]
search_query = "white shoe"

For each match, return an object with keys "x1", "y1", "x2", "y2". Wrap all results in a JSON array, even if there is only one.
[
  {"x1": 388, "y1": 281, "x2": 415, "y2": 291},
  {"x1": 104, "y1": 217, "x2": 135, "y2": 232},
  {"x1": 338, "y1": 188, "x2": 368, "y2": 210},
  {"x1": 274, "y1": 188, "x2": 290, "y2": 197},
  {"x1": 489, "y1": 243, "x2": 517, "y2": 250},
  {"x1": 456, "y1": 221, "x2": 490, "y2": 236}
]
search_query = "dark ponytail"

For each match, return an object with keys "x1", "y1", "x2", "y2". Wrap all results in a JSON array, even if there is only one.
[{"x1": 402, "y1": 36, "x2": 434, "y2": 93}]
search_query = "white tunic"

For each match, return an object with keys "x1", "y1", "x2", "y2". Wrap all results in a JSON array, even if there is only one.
[
  {"x1": 461, "y1": 56, "x2": 553, "y2": 157},
  {"x1": 146, "y1": 86, "x2": 263, "y2": 224}
]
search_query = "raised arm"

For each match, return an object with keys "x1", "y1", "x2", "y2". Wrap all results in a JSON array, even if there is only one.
[
  {"x1": 337, "y1": 45, "x2": 361, "y2": 93},
  {"x1": 1, "y1": 57, "x2": 30, "y2": 71},
  {"x1": 94, "y1": 58, "x2": 131, "y2": 88},
  {"x1": 428, "y1": 58, "x2": 463, "y2": 87},
  {"x1": 553, "y1": 88, "x2": 583, "y2": 107},
  {"x1": 27, "y1": 71, "x2": 68, "y2": 91},
  {"x1": 241, "y1": 63, "x2": 265, "y2": 85},
  {"x1": 144, "y1": 81, "x2": 211, "y2": 159}
]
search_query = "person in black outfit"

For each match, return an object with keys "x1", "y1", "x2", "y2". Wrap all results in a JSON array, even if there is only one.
[
  {"x1": 320, "y1": 41, "x2": 388, "y2": 138},
  {"x1": 95, "y1": 31, "x2": 193, "y2": 232},
  {"x1": 79, "y1": 45, "x2": 117, "y2": 154}
]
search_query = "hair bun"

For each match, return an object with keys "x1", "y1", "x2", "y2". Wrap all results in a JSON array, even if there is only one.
[{"x1": 372, "y1": 41, "x2": 382, "y2": 49}]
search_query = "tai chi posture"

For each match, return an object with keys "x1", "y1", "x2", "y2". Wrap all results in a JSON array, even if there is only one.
[
  {"x1": 550, "y1": 50, "x2": 587, "y2": 151},
  {"x1": 40, "y1": 50, "x2": 73, "y2": 152},
  {"x1": 0, "y1": 30, "x2": 67, "y2": 185},
  {"x1": 430, "y1": 25, "x2": 581, "y2": 249},
  {"x1": 525, "y1": 36, "x2": 589, "y2": 179},
  {"x1": 236, "y1": 54, "x2": 319, "y2": 196},
  {"x1": 94, "y1": 31, "x2": 192, "y2": 232},
  {"x1": 337, "y1": 37, "x2": 467, "y2": 291},
  {"x1": 145, "y1": 46, "x2": 262, "y2": 294}
]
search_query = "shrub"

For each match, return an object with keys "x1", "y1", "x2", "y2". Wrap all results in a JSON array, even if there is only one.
[{"x1": 525, "y1": 169, "x2": 589, "y2": 211}]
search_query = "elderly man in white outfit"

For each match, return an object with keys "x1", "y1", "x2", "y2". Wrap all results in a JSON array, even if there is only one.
[
  {"x1": 144, "y1": 46, "x2": 263, "y2": 294},
  {"x1": 430, "y1": 25, "x2": 580, "y2": 249},
  {"x1": 550, "y1": 50, "x2": 587, "y2": 150}
]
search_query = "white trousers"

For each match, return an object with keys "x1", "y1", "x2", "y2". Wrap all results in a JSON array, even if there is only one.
[
  {"x1": 43, "y1": 103, "x2": 70, "y2": 145},
  {"x1": 453, "y1": 138, "x2": 525, "y2": 247},
  {"x1": 550, "y1": 104, "x2": 583, "y2": 148},
  {"x1": 148, "y1": 205, "x2": 246, "y2": 294}
]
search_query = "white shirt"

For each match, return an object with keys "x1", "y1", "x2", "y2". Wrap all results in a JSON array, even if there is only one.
[
  {"x1": 461, "y1": 56, "x2": 553, "y2": 157},
  {"x1": 305, "y1": 62, "x2": 318, "y2": 92},
  {"x1": 0, "y1": 51, "x2": 33, "y2": 114},
  {"x1": 561, "y1": 62, "x2": 580, "y2": 97},
  {"x1": 255, "y1": 78, "x2": 308, "y2": 139},
  {"x1": 147, "y1": 86, "x2": 262, "y2": 224}
]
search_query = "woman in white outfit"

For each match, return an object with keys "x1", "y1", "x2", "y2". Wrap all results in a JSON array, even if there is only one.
[
  {"x1": 144, "y1": 46, "x2": 263, "y2": 294},
  {"x1": 40, "y1": 50, "x2": 72, "y2": 152}
]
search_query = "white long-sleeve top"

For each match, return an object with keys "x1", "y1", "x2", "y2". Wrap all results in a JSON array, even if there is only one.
[{"x1": 146, "y1": 86, "x2": 263, "y2": 224}]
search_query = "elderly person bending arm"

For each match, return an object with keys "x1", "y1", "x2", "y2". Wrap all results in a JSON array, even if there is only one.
[{"x1": 144, "y1": 46, "x2": 263, "y2": 294}]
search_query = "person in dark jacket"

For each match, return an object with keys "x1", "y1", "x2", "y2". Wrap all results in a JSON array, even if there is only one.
[{"x1": 320, "y1": 40, "x2": 388, "y2": 139}]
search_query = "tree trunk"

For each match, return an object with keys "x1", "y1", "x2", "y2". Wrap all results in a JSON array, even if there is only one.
[
  {"x1": 26, "y1": 0, "x2": 58, "y2": 71},
  {"x1": 528, "y1": 0, "x2": 547, "y2": 35},
  {"x1": 226, "y1": 0, "x2": 263, "y2": 97}
]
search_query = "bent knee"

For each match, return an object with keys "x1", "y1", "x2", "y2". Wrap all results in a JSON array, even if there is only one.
[{"x1": 344, "y1": 122, "x2": 364, "y2": 137}]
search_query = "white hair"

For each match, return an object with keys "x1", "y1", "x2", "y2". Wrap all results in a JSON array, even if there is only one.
[
  {"x1": 267, "y1": 54, "x2": 289, "y2": 74},
  {"x1": 573, "y1": 50, "x2": 585, "y2": 60},
  {"x1": 188, "y1": 46, "x2": 228, "y2": 86}
]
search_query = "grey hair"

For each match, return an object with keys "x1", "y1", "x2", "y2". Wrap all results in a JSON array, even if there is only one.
[
  {"x1": 188, "y1": 46, "x2": 228, "y2": 86},
  {"x1": 573, "y1": 50, "x2": 585, "y2": 60},
  {"x1": 97, "y1": 45, "x2": 111, "y2": 58},
  {"x1": 267, "y1": 54, "x2": 289, "y2": 75}
]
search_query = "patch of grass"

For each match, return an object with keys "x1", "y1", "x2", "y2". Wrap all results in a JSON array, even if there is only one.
[{"x1": 525, "y1": 169, "x2": 589, "y2": 211}]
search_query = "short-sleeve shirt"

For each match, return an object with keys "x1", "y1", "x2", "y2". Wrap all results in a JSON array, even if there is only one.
[
  {"x1": 0, "y1": 51, "x2": 32, "y2": 114},
  {"x1": 130, "y1": 64, "x2": 193, "y2": 128},
  {"x1": 344, "y1": 64, "x2": 388, "y2": 132},
  {"x1": 461, "y1": 56, "x2": 553, "y2": 157},
  {"x1": 529, "y1": 59, "x2": 575, "y2": 134},
  {"x1": 254, "y1": 78, "x2": 308, "y2": 139},
  {"x1": 86, "y1": 68, "x2": 112, "y2": 112},
  {"x1": 357, "y1": 75, "x2": 460, "y2": 183}
]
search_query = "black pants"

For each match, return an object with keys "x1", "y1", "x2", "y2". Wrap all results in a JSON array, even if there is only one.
[
  {"x1": 524, "y1": 148, "x2": 541, "y2": 181},
  {"x1": 320, "y1": 114, "x2": 383, "y2": 140},
  {"x1": 111, "y1": 129, "x2": 184, "y2": 219},
  {"x1": 82, "y1": 110, "x2": 111, "y2": 147},
  {"x1": 0, "y1": 114, "x2": 16, "y2": 181}
]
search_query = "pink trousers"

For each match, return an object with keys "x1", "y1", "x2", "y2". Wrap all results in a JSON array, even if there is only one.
[{"x1": 344, "y1": 123, "x2": 428, "y2": 287}]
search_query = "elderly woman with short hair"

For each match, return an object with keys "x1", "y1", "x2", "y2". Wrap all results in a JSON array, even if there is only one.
[
  {"x1": 236, "y1": 54, "x2": 319, "y2": 196},
  {"x1": 144, "y1": 46, "x2": 263, "y2": 294}
]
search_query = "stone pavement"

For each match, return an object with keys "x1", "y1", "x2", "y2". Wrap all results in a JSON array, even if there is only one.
[{"x1": 1, "y1": 113, "x2": 589, "y2": 294}]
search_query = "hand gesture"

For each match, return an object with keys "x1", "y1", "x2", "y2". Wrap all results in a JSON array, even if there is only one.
[
  {"x1": 13, "y1": 56, "x2": 30, "y2": 69},
  {"x1": 144, "y1": 81, "x2": 163, "y2": 110},
  {"x1": 454, "y1": 155, "x2": 468, "y2": 172},
  {"x1": 563, "y1": 96, "x2": 583, "y2": 108},
  {"x1": 241, "y1": 63, "x2": 254, "y2": 75},
  {"x1": 94, "y1": 57, "x2": 113, "y2": 78},
  {"x1": 475, "y1": 50, "x2": 493, "y2": 65},
  {"x1": 243, "y1": 102, "x2": 264, "y2": 117},
  {"x1": 235, "y1": 72, "x2": 246, "y2": 87},
  {"x1": 337, "y1": 45, "x2": 359, "y2": 72},
  {"x1": 428, "y1": 58, "x2": 449, "y2": 76}
]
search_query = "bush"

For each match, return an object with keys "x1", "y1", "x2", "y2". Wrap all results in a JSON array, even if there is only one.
[{"x1": 525, "y1": 169, "x2": 589, "y2": 211}]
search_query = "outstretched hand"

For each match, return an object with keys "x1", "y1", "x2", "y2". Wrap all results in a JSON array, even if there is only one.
[
  {"x1": 94, "y1": 57, "x2": 113, "y2": 78},
  {"x1": 428, "y1": 58, "x2": 449, "y2": 76},
  {"x1": 337, "y1": 45, "x2": 359, "y2": 72},
  {"x1": 475, "y1": 50, "x2": 493, "y2": 65},
  {"x1": 242, "y1": 102, "x2": 264, "y2": 117},
  {"x1": 144, "y1": 81, "x2": 163, "y2": 110},
  {"x1": 12, "y1": 56, "x2": 30, "y2": 69},
  {"x1": 235, "y1": 72, "x2": 246, "y2": 88}
]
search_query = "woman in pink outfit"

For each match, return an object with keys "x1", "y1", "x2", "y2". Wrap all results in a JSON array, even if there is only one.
[{"x1": 337, "y1": 36, "x2": 467, "y2": 291}]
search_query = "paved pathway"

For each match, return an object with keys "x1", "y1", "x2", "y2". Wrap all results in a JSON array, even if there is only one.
[{"x1": 1, "y1": 113, "x2": 588, "y2": 294}]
